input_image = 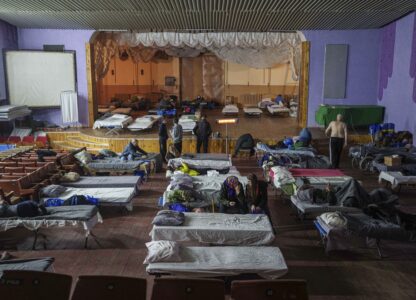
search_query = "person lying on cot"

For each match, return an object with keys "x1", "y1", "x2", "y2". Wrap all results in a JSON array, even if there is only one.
[
  {"x1": 297, "y1": 183, "x2": 337, "y2": 205},
  {"x1": 219, "y1": 176, "x2": 248, "y2": 214},
  {"x1": 120, "y1": 138, "x2": 148, "y2": 161},
  {"x1": 0, "y1": 200, "x2": 48, "y2": 218}
]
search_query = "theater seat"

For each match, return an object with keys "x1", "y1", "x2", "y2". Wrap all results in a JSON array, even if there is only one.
[
  {"x1": 35, "y1": 136, "x2": 48, "y2": 147},
  {"x1": 0, "y1": 270, "x2": 72, "y2": 300},
  {"x1": 231, "y1": 280, "x2": 308, "y2": 300},
  {"x1": 22, "y1": 135, "x2": 35, "y2": 145},
  {"x1": 151, "y1": 278, "x2": 225, "y2": 300},
  {"x1": 71, "y1": 275, "x2": 146, "y2": 300},
  {"x1": 7, "y1": 136, "x2": 21, "y2": 144}
]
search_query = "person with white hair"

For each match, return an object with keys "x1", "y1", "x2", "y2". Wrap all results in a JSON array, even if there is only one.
[
  {"x1": 325, "y1": 114, "x2": 348, "y2": 168},
  {"x1": 120, "y1": 138, "x2": 148, "y2": 161}
]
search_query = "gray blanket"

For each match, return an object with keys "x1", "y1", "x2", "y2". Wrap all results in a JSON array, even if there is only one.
[
  {"x1": 0, "y1": 257, "x2": 54, "y2": 277},
  {"x1": 87, "y1": 153, "x2": 162, "y2": 172},
  {"x1": 62, "y1": 176, "x2": 140, "y2": 193},
  {"x1": 0, "y1": 206, "x2": 98, "y2": 222}
]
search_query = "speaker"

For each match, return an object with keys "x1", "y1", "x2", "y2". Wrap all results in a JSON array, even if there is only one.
[
  {"x1": 43, "y1": 44, "x2": 65, "y2": 52},
  {"x1": 323, "y1": 44, "x2": 348, "y2": 99}
]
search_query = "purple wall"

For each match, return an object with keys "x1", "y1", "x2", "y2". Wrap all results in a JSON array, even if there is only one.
[
  {"x1": 0, "y1": 20, "x2": 18, "y2": 101},
  {"x1": 378, "y1": 12, "x2": 416, "y2": 136},
  {"x1": 18, "y1": 29, "x2": 94, "y2": 125},
  {"x1": 303, "y1": 29, "x2": 381, "y2": 126}
]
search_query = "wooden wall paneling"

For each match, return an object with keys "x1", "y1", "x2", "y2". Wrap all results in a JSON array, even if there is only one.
[
  {"x1": 248, "y1": 68, "x2": 265, "y2": 86},
  {"x1": 115, "y1": 55, "x2": 135, "y2": 85},
  {"x1": 86, "y1": 43, "x2": 98, "y2": 127},
  {"x1": 298, "y1": 41, "x2": 310, "y2": 128}
]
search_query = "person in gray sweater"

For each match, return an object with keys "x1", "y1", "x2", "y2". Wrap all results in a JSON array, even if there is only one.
[{"x1": 171, "y1": 117, "x2": 183, "y2": 155}]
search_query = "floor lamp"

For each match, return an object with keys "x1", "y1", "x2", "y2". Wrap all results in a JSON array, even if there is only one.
[{"x1": 216, "y1": 118, "x2": 238, "y2": 155}]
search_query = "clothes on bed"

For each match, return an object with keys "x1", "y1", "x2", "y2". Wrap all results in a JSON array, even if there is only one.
[
  {"x1": 152, "y1": 210, "x2": 185, "y2": 226},
  {"x1": 233, "y1": 133, "x2": 255, "y2": 157},
  {"x1": 44, "y1": 195, "x2": 99, "y2": 207},
  {"x1": 330, "y1": 137, "x2": 344, "y2": 168},
  {"x1": 219, "y1": 176, "x2": 248, "y2": 214},
  {"x1": 120, "y1": 141, "x2": 148, "y2": 161},
  {"x1": 193, "y1": 117, "x2": 212, "y2": 153},
  {"x1": 0, "y1": 201, "x2": 48, "y2": 218}
]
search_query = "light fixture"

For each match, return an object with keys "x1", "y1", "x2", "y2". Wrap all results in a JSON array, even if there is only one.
[{"x1": 216, "y1": 118, "x2": 239, "y2": 155}]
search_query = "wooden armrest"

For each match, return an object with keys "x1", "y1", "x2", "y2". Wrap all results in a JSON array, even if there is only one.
[
  {"x1": 19, "y1": 189, "x2": 36, "y2": 197},
  {"x1": 4, "y1": 191, "x2": 14, "y2": 199}
]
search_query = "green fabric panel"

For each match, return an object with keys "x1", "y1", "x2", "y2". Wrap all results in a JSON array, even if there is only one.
[{"x1": 315, "y1": 105, "x2": 385, "y2": 127}]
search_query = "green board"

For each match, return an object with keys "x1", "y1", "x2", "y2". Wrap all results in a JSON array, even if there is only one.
[{"x1": 315, "y1": 105, "x2": 385, "y2": 127}]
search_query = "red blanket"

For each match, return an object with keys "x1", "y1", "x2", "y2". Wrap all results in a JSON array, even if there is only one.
[{"x1": 289, "y1": 168, "x2": 345, "y2": 177}]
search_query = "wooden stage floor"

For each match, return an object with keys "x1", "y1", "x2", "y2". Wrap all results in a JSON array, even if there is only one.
[{"x1": 2, "y1": 155, "x2": 416, "y2": 299}]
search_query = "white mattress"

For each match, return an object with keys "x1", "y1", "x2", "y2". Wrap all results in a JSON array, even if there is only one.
[
  {"x1": 93, "y1": 114, "x2": 133, "y2": 129},
  {"x1": 243, "y1": 107, "x2": 262, "y2": 115},
  {"x1": 267, "y1": 105, "x2": 290, "y2": 114},
  {"x1": 146, "y1": 246, "x2": 288, "y2": 279},
  {"x1": 150, "y1": 213, "x2": 274, "y2": 245},
  {"x1": 378, "y1": 171, "x2": 416, "y2": 189},
  {"x1": 41, "y1": 187, "x2": 135, "y2": 209},
  {"x1": 128, "y1": 115, "x2": 161, "y2": 131},
  {"x1": 290, "y1": 195, "x2": 360, "y2": 215},
  {"x1": 179, "y1": 115, "x2": 197, "y2": 132},
  {"x1": 222, "y1": 105, "x2": 239, "y2": 114},
  {"x1": 167, "y1": 157, "x2": 232, "y2": 170}
]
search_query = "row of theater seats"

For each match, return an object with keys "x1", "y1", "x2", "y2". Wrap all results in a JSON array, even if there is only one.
[
  {"x1": 0, "y1": 135, "x2": 48, "y2": 147},
  {"x1": 0, "y1": 271, "x2": 308, "y2": 300}
]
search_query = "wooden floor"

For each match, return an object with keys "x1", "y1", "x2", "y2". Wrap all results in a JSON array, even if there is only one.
[{"x1": 2, "y1": 152, "x2": 416, "y2": 299}]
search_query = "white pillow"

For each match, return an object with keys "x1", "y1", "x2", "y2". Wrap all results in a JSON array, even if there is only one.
[
  {"x1": 74, "y1": 150, "x2": 92, "y2": 165},
  {"x1": 143, "y1": 241, "x2": 181, "y2": 264}
]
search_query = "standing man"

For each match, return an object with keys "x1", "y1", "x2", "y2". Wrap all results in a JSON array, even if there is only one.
[
  {"x1": 325, "y1": 114, "x2": 348, "y2": 168},
  {"x1": 158, "y1": 117, "x2": 168, "y2": 163},
  {"x1": 193, "y1": 114, "x2": 212, "y2": 153},
  {"x1": 171, "y1": 117, "x2": 183, "y2": 155}
]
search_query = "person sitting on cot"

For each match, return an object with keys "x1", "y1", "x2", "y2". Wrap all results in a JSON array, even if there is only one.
[
  {"x1": 218, "y1": 176, "x2": 248, "y2": 214},
  {"x1": 246, "y1": 173, "x2": 270, "y2": 215},
  {"x1": 120, "y1": 138, "x2": 148, "y2": 161}
]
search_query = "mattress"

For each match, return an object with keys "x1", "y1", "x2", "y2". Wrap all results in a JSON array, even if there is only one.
[
  {"x1": 267, "y1": 105, "x2": 290, "y2": 115},
  {"x1": 372, "y1": 162, "x2": 416, "y2": 173},
  {"x1": 93, "y1": 114, "x2": 133, "y2": 129},
  {"x1": 62, "y1": 176, "x2": 141, "y2": 193},
  {"x1": 167, "y1": 157, "x2": 232, "y2": 171},
  {"x1": 41, "y1": 187, "x2": 135, "y2": 209},
  {"x1": 222, "y1": 105, "x2": 239, "y2": 114},
  {"x1": 179, "y1": 115, "x2": 197, "y2": 133},
  {"x1": 290, "y1": 195, "x2": 360, "y2": 215},
  {"x1": 128, "y1": 115, "x2": 161, "y2": 131},
  {"x1": 0, "y1": 205, "x2": 102, "y2": 231},
  {"x1": 0, "y1": 257, "x2": 54, "y2": 277},
  {"x1": 181, "y1": 153, "x2": 230, "y2": 161},
  {"x1": 150, "y1": 213, "x2": 274, "y2": 245},
  {"x1": 243, "y1": 107, "x2": 262, "y2": 115},
  {"x1": 87, "y1": 153, "x2": 163, "y2": 173},
  {"x1": 146, "y1": 246, "x2": 288, "y2": 279},
  {"x1": 378, "y1": 171, "x2": 416, "y2": 189},
  {"x1": 255, "y1": 143, "x2": 316, "y2": 157}
]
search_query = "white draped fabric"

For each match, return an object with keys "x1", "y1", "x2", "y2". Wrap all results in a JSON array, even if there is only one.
[{"x1": 95, "y1": 31, "x2": 302, "y2": 80}]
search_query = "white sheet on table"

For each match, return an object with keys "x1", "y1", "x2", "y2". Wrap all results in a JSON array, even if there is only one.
[
  {"x1": 222, "y1": 105, "x2": 239, "y2": 114},
  {"x1": 243, "y1": 107, "x2": 262, "y2": 114},
  {"x1": 291, "y1": 195, "x2": 360, "y2": 214},
  {"x1": 0, "y1": 213, "x2": 102, "y2": 232},
  {"x1": 147, "y1": 246, "x2": 287, "y2": 279},
  {"x1": 93, "y1": 114, "x2": 133, "y2": 129},
  {"x1": 151, "y1": 213, "x2": 274, "y2": 245},
  {"x1": 41, "y1": 187, "x2": 135, "y2": 205},
  {"x1": 128, "y1": 115, "x2": 161, "y2": 131},
  {"x1": 378, "y1": 171, "x2": 416, "y2": 189}
]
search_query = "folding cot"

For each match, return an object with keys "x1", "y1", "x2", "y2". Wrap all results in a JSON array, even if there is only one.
[
  {"x1": 378, "y1": 171, "x2": 416, "y2": 191},
  {"x1": 0, "y1": 257, "x2": 54, "y2": 277},
  {"x1": 222, "y1": 104, "x2": 239, "y2": 116},
  {"x1": 178, "y1": 114, "x2": 197, "y2": 133},
  {"x1": 243, "y1": 107, "x2": 262, "y2": 117},
  {"x1": 61, "y1": 176, "x2": 141, "y2": 193},
  {"x1": 127, "y1": 115, "x2": 162, "y2": 131},
  {"x1": 92, "y1": 114, "x2": 133, "y2": 135},
  {"x1": 167, "y1": 153, "x2": 232, "y2": 175}
]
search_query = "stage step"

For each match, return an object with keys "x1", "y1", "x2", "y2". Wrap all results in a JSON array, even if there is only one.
[
  {"x1": 66, "y1": 137, "x2": 109, "y2": 149},
  {"x1": 51, "y1": 141, "x2": 102, "y2": 153}
]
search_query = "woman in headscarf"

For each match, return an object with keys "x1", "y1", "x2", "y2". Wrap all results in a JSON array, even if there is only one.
[
  {"x1": 218, "y1": 176, "x2": 247, "y2": 214},
  {"x1": 246, "y1": 173, "x2": 269, "y2": 215}
]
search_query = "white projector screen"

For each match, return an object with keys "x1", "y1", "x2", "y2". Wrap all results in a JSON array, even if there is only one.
[{"x1": 5, "y1": 50, "x2": 76, "y2": 107}]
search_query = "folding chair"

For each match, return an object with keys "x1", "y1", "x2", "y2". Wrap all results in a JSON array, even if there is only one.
[
  {"x1": 151, "y1": 278, "x2": 225, "y2": 300},
  {"x1": 231, "y1": 280, "x2": 308, "y2": 300},
  {"x1": 0, "y1": 270, "x2": 72, "y2": 300},
  {"x1": 71, "y1": 275, "x2": 146, "y2": 300}
]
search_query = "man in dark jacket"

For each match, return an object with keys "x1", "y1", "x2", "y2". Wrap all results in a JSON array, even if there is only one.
[
  {"x1": 120, "y1": 138, "x2": 148, "y2": 161},
  {"x1": 193, "y1": 115, "x2": 212, "y2": 153},
  {"x1": 159, "y1": 117, "x2": 168, "y2": 163}
]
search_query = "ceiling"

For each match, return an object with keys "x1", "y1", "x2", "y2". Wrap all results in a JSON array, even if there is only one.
[{"x1": 0, "y1": 0, "x2": 415, "y2": 31}]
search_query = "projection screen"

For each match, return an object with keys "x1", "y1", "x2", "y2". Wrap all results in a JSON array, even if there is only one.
[{"x1": 5, "y1": 50, "x2": 76, "y2": 107}]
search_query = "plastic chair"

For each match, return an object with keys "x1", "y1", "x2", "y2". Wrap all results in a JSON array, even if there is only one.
[
  {"x1": 0, "y1": 270, "x2": 72, "y2": 300},
  {"x1": 151, "y1": 278, "x2": 225, "y2": 300},
  {"x1": 231, "y1": 280, "x2": 308, "y2": 300},
  {"x1": 71, "y1": 275, "x2": 146, "y2": 300}
]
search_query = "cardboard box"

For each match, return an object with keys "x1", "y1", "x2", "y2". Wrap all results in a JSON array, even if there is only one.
[{"x1": 384, "y1": 156, "x2": 402, "y2": 167}]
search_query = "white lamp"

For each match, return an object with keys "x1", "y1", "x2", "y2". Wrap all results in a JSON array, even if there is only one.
[{"x1": 216, "y1": 118, "x2": 238, "y2": 154}]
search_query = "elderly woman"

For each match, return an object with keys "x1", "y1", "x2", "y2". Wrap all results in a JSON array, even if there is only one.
[{"x1": 218, "y1": 176, "x2": 248, "y2": 214}]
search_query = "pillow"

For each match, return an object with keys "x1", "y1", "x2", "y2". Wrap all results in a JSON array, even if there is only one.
[
  {"x1": 143, "y1": 241, "x2": 181, "y2": 264},
  {"x1": 60, "y1": 172, "x2": 80, "y2": 182},
  {"x1": 99, "y1": 149, "x2": 118, "y2": 157},
  {"x1": 41, "y1": 185, "x2": 67, "y2": 197},
  {"x1": 74, "y1": 150, "x2": 92, "y2": 165},
  {"x1": 152, "y1": 210, "x2": 185, "y2": 226}
]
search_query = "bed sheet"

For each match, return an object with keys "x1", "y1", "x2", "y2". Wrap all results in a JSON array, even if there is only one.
[
  {"x1": 150, "y1": 213, "x2": 274, "y2": 245},
  {"x1": 243, "y1": 107, "x2": 262, "y2": 115},
  {"x1": 222, "y1": 105, "x2": 239, "y2": 114},
  {"x1": 93, "y1": 114, "x2": 133, "y2": 129},
  {"x1": 0, "y1": 257, "x2": 54, "y2": 277},
  {"x1": 378, "y1": 171, "x2": 416, "y2": 189},
  {"x1": 62, "y1": 176, "x2": 140, "y2": 192},
  {"x1": 128, "y1": 115, "x2": 161, "y2": 131},
  {"x1": 256, "y1": 143, "x2": 316, "y2": 157},
  {"x1": 146, "y1": 246, "x2": 287, "y2": 279},
  {"x1": 167, "y1": 157, "x2": 231, "y2": 170},
  {"x1": 290, "y1": 195, "x2": 360, "y2": 215},
  {"x1": 267, "y1": 105, "x2": 290, "y2": 114}
]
